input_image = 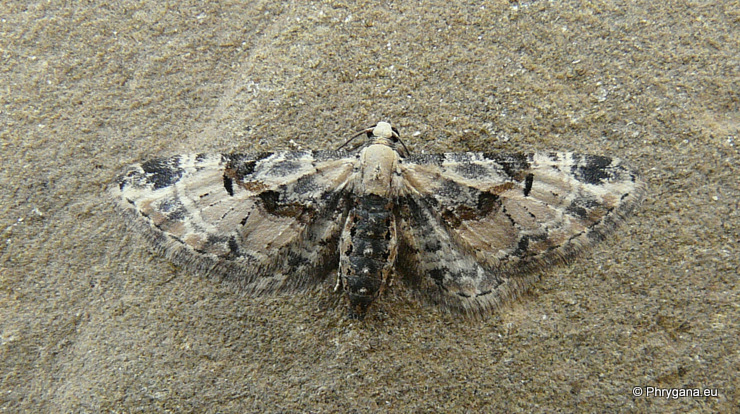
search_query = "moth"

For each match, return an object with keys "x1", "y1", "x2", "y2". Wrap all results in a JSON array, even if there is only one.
[{"x1": 110, "y1": 122, "x2": 644, "y2": 318}]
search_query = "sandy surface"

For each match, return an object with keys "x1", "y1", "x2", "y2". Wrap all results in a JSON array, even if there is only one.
[{"x1": 1, "y1": 0, "x2": 737, "y2": 412}]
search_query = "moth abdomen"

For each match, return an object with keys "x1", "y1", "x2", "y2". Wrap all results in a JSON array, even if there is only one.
[{"x1": 339, "y1": 194, "x2": 398, "y2": 317}]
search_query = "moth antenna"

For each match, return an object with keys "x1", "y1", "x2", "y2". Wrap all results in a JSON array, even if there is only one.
[
  {"x1": 386, "y1": 125, "x2": 411, "y2": 157},
  {"x1": 396, "y1": 135, "x2": 411, "y2": 157},
  {"x1": 336, "y1": 127, "x2": 373, "y2": 151}
]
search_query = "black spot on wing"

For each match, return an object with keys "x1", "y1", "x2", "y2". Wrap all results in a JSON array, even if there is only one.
[
  {"x1": 223, "y1": 175, "x2": 234, "y2": 196},
  {"x1": 571, "y1": 154, "x2": 613, "y2": 185},
  {"x1": 523, "y1": 173, "x2": 534, "y2": 196},
  {"x1": 140, "y1": 156, "x2": 184, "y2": 190}
]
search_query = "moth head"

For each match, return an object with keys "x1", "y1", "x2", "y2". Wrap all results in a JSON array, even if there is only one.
[
  {"x1": 370, "y1": 121, "x2": 398, "y2": 140},
  {"x1": 368, "y1": 121, "x2": 409, "y2": 157},
  {"x1": 338, "y1": 121, "x2": 409, "y2": 156}
]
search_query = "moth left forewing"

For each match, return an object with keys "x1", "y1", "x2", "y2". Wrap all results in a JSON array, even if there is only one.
[
  {"x1": 110, "y1": 151, "x2": 356, "y2": 293},
  {"x1": 396, "y1": 152, "x2": 644, "y2": 313}
]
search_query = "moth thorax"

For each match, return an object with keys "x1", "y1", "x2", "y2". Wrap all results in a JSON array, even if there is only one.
[{"x1": 358, "y1": 144, "x2": 398, "y2": 197}]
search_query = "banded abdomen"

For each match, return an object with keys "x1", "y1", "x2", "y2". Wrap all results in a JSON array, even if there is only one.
[{"x1": 339, "y1": 194, "x2": 398, "y2": 317}]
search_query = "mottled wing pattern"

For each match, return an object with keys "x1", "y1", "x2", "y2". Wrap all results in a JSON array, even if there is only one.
[
  {"x1": 110, "y1": 151, "x2": 355, "y2": 292},
  {"x1": 395, "y1": 152, "x2": 645, "y2": 314}
]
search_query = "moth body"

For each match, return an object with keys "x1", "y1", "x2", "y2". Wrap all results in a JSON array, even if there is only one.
[{"x1": 336, "y1": 122, "x2": 403, "y2": 317}]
